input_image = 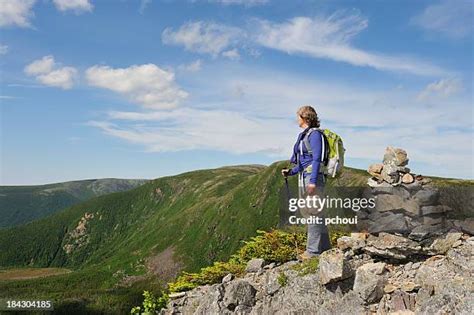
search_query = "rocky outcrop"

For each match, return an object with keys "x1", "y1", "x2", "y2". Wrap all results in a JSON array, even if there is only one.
[{"x1": 160, "y1": 232, "x2": 474, "y2": 314}]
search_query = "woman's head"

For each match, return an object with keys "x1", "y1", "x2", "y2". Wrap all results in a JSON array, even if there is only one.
[{"x1": 297, "y1": 105, "x2": 320, "y2": 128}]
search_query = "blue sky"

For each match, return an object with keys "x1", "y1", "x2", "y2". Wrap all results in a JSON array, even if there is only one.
[{"x1": 0, "y1": 0, "x2": 472, "y2": 185}]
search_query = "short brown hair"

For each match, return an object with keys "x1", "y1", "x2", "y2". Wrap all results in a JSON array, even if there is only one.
[{"x1": 297, "y1": 105, "x2": 320, "y2": 128}]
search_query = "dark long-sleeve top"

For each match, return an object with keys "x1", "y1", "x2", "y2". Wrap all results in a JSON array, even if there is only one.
[{"x1": 288, "y1": 127, "x2": 323, "y2": 184}]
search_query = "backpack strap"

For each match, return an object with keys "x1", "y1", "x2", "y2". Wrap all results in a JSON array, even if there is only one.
[{"x1": 302, "y1": 128, "x2": 329, "y2": 166}]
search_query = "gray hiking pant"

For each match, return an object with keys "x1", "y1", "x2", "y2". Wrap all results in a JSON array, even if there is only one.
[{"x1": 299, "y1": 172, "x2": 332, "y2": 255}]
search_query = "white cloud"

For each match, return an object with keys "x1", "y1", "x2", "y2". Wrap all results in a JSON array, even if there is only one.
[
  {"x1": 89, "y1": 108, "x2": 292, "y2": 155},
  {"x1": 52, "y1": 0, "x2": 93, "y2": 13},
  {"x1": 24, "y1": 55, "x2": 55, "y2": 75},
  {"x1": 87, "y1": 64, "x2": 473, "y2": 178},
  {"x1": 412, "y1": 0, "x2": 473, "y2": 39},
  {"x1": 24, "y1": 55, "x2": 77, "y2": 89},
  {"x1": 417, "y1": 78, "x2": 463, "y2": 101},
  {"x1": 178, "y1": 59, "x2": 202, "y2": 72},
  {"x1": 0, "y1": 44, "x2": 8, "y2": 54},
  {"x1": 85, "y1": 64, "x2": 188, "y2": 110},
  {"x1": 162, "y1": 21, "x2": 243, "y2": 57},
  {"x1": 222, "y1": 49, "x2": 240, "y2": 60},
  {"x1": 0, "y1": 0, "x2": 36, "y2": 28},
  {"x1": 252, "y1": 12, "x2": 448, "y2": 76},
  {"x1": 162, "y1": 12, "x2": 448, "y2": 76}
]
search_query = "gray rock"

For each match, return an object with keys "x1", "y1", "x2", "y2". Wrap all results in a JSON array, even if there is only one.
[
  {"x1": 223, "y1": 280, "x2": 257, "y2": 310},
  {"x1": 168, "y1": 292, "x2": 186, "y2": 299},
  {"x1": 422, "y1": 214, "x2": 444, "y2": 226},
  {"x1": 408, "y1": 223, "x2": 447, "y2": 241},
  {"x1": 354, "y1": 262, "x2": 387, "y2": 303},
  {"x1": 453, "y1": 218, "x2": 474, "y2": 235},
  {"x1": 245, "y1": 258, "x2": 265, "y2": 273},
  {"x1": 222, "y1": 273, "x2": 234, "y2": 283},
  {"x1": 318, "y1": 248, "x2": 353, "y2": 285},
  {"x1": 413, "y1": 188, "x2": 439, "y2": 206},
  {"x1": 420, "y1": 205, "x2": 447, "y2": 216},
  {"x1": 364, "y1": 233, "x2": 423, "y2": 260},
  {"x1": 429, "y1": 232, "x2": 462, "y2": 254},
  {"x1": 375, "y1": 194, "x2": 405, "y2": 212},
  {"x1": 369, "y1": 212, "x2": 410, "y2": 234},
  {"x1": 337, "y1": 235, "x2": 365, "y2": 251},
  {"x1": 368, "y1": 178, "x2": 392, "y2": 188}
]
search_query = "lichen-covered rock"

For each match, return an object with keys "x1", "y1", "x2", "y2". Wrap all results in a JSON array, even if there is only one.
[
  {"x1": 245, "y1": 258, "x2": 265, "y2": 273},
  {"x1": 223, "y1": 280, "x2": 257, "y2": 310},
  {"x1": 318, "y1": 248, "x2": 353, "y2": 285},
  {"x1": 354, "y1": 262, "x2": 387, "y2": 303},
  {"x1": 364, "y1": 233, "x2": 423, "y2": 260}
]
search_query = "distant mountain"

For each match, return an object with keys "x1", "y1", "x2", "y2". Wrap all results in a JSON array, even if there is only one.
[
  {"x1": 0, "y1": 162, "x2": 470, "y2": 313},
  {"x1": 0, "y1": 178, "x2": 149, "y2": 228}
]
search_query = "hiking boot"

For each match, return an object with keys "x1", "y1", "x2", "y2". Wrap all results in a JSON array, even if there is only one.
[{"x1": 297, "y1": 251, "x2": 319, "y2": 262}]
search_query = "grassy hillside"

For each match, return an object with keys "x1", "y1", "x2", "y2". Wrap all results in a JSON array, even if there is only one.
[
  {"x1": 0, "y1": 162, "x2": 470, "y2": 313},
  {"x1": 0, "y1": 178, "x2": 149, "y2": 228}
]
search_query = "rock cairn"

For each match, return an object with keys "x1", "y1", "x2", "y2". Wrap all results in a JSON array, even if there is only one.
[{"x1": 359, "y1": 146, "x2": 473, "y2": 238}]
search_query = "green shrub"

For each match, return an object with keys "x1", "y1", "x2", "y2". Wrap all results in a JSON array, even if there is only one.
[
  {"x1": 168, "y1": 261, "x2": 245, "y2": 293},
  {"x1": 130, "y1": 290, "x2": 168, "y2": 315},
  {"x1": 231, "y1": 229, "x2": 307, "y2": 264},
  {"x1": 277, "y1": 271, "x2": 288, "y2": 287}
]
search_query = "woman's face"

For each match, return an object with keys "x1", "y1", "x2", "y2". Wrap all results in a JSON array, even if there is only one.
[{"x1": 297, "y1": 115, "x2": 306, "y2": 128}]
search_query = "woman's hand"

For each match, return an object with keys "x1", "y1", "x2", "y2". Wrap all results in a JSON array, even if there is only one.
[
  {"x1": 306, "y1": 183, "x2": 317, "y2": 195},
  {"x1": 281, "y1": 169, "x2": 290, "y2": 177}
]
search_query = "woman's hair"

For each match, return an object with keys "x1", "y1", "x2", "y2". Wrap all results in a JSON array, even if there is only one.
[{"x1": 297, "y1": 105, "x2": 320, "y2": 128}]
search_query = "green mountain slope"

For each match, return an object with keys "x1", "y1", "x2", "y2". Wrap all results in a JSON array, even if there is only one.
[
  {"x1": 0, "y1": 178, "x2": 149, "y2": 228},
  {"x1": 0, "y1": 162, "x2": 470, "y2": 313}
]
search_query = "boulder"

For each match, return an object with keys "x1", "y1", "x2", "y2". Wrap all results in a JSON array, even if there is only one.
[
  {"x1": 222, "y1": 280, "x2": 256, "y2": 310},
  {"x1": 353, "y1": 262, "x2": 387, "y2": 303},
  {"x1": 245, "y1": 258, "x2": 265, "y2": 273},
  {"x1": 318, "y1": 248, "x2": 353, "y2": 285}
]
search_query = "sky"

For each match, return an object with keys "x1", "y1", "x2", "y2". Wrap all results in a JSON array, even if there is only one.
[{"x1": 0, "y1": 0, "x2": 473, "y2": 185}]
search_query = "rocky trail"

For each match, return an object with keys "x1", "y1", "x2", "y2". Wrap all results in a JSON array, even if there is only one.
[{"x1": 161, "y1": 231, "x2": 473, "y2": 314}]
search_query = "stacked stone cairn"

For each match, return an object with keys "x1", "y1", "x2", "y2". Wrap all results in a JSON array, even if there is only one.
[{"x1": 358, "y1": 146, "x2": 472, "y2": 239}]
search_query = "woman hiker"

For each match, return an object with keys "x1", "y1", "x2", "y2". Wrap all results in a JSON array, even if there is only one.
[{"x1": 281, "y1": 105, "x2": 332, "y2": 261}]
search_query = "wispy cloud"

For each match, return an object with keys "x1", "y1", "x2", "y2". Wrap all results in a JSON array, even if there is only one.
[
  {"x1": 0, "y1": 0, "x2": 36, "y2": 28},
  {"x1": 162, "y1": 12, "x2": 448, "y2": 76},
  {"x1": 417, "y1": 78, "x2": 463, "y2": 101},
  {"x1": 178, "y1": 59, "x2": 203, "y2": 72},
  {"x1": 52, "y1": 0, "x2": 93, "y2": 14},
  {"x1": 85, "y1": 64, "x2": 188, "y2": 110},
  {"x1": 162, "y1": 21, "x2": 244, "y2": 58},
  {"x1": 24, "y1": 55, "x2": 77, "y2": 89},
  {"x1": 411, "y1": 0, "x2": 473, "y2": 39},
  {"x1": 252, "y1": 12, "x2": 448, "y2": 76},
  {"x1": 87, "y1": 65, "x2": 473, "y2": 178}
]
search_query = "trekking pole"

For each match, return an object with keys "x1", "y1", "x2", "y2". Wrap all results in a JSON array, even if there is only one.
[{"x1": 284, "y1": 176, "x2": 291, "y2": 200}]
